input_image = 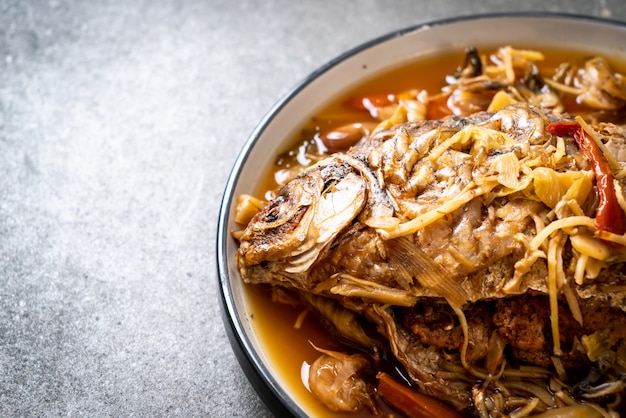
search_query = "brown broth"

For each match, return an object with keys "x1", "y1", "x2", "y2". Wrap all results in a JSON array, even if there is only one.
[
  {"x1": 260, "y1": 45, "x2": 626, "y2": 195},
  {"x1": 241, "y1": 46, "x2": 626, "y2": 417},
  {"x1": 245, "y1": 285, "x2": 404, "y2": 417}
]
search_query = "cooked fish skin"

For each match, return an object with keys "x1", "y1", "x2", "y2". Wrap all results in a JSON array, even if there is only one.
[
  {"x1": 368, "y1": 304, "x2": 473, "y2": 411},
  {"x1": 237, "y1": 103, "x2": 626, "y2": 308}
]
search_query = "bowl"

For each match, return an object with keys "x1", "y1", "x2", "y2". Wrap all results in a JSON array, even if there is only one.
[{"x1": 217, "y1": 13, "x2": 626, "y2": 417}]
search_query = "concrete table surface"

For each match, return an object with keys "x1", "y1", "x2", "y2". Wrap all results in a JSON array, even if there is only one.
[{"x1": 1, "y1": 1, "x2": 625, "y2": 417}]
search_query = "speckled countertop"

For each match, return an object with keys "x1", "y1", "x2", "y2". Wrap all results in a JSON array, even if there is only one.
[{"x1": 1, "y1": 1, "x2": 625, "y2": 417}]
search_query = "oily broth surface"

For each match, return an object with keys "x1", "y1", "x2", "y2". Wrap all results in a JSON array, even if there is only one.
[
  {"x1": 241, "y1": 46, "x2": 626, "y2": 417},
  {"x1": 253, "y1": 49, "x2": 466, "y2": 197},
  {"x1": 255, "y1": 45, "x2": 626, "y2": 196}
]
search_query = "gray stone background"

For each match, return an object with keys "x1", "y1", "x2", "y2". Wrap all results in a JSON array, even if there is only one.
[{"x1": 1, "y1": 1, "x2": 625, "y2": 417}]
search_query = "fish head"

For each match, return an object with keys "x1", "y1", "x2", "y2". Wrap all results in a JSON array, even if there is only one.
[{"x1": 237, "y1": 157, "x2": 368, "y2": 288}]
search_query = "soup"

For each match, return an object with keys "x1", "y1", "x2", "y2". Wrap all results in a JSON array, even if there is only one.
[{"x1": 236, "y1": 45, "x2": 626, "y2": 417}]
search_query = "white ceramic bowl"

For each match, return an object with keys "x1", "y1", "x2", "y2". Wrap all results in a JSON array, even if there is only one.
[{"x1": 217, "y1": 13, "x2": 626, "y2": 417}]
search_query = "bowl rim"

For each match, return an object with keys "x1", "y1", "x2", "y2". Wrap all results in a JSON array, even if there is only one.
[{"x1": 216, "y1": 11, "x2": 626, "y2": 417}]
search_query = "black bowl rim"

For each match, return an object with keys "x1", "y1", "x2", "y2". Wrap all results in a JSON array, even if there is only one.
[{"x1": 216, "y1": 11, "x2": 626, "y2": 417}]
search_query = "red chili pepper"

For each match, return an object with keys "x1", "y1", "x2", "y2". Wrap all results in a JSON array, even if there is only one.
[
  {"x1": 347, "y1": 93, "x2": 395, "y2": 111},
  {"x1": 376, "y1": 372, "x2": 463, "y2": 418},
  {"x1": 346, "y1": 93, "x2": 396, "y2": 118},
  {"x1": 546, "y1": 121, "x2": 625, "y2": 235}
]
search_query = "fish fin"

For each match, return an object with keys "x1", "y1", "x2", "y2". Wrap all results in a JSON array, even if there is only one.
[{"x1": 386, "y1": 237, "x2": 467, "y2": 308}]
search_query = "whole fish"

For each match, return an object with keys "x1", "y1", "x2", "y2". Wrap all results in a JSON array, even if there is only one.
[{"x1": 236, "y1": 102, "x2": 626, "y2": 413}]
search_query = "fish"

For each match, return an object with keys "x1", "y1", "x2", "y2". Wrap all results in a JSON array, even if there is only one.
[
  {"x1": 235, "y1": 102, "x2": 626, "y2": 413},
  {"x1": 238, "y1": 103, "x2": 626, "y2": 304}
]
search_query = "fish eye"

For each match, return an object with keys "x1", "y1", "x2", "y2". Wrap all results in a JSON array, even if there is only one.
[{"x1": 263, "y1": 207, "x2": 280, "y2": 222}]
